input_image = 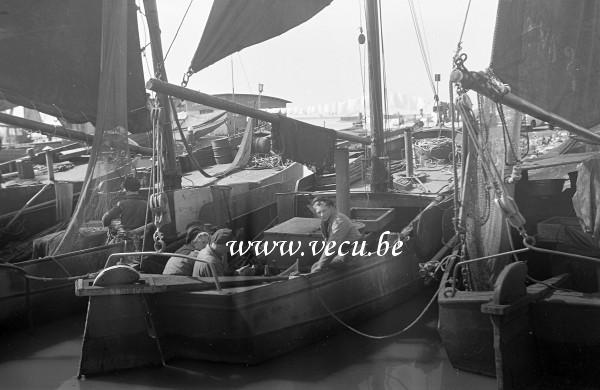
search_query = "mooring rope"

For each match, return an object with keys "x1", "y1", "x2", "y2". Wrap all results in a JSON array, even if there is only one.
[{"x1": 303, "y1": 274, "x2": 440, "y2": 340}]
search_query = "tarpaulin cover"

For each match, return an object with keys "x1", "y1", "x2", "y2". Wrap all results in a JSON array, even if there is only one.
[
  {"x1": 189, "y1": 0, "x2": 332, "y2": 73},
  {"x1": 271, "y1": 115, "x2": 335, "y2": 170},
  {"x1": 491, "y1": 0, "x2": 600, "y2": 129},
  {"x1": 0, "y1": 0, "x2": 149, "y2": 133}
]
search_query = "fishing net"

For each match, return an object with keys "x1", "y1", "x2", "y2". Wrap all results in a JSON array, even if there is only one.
[
  {"x1": 50, "y1": 2, "x2": 136, "y2": 256},
  {"x1": 462, "y1": 95, "x2": 521, "y2": 290}
]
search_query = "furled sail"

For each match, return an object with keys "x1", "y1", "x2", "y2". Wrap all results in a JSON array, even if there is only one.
[
  {"x1": 189, "y1": 0, "x2": 332, "y2": 73},
  {"x1": 491, "y1": 0, "x2": 600, "y2": 129},
  {"x1": 0, "y1": 0, "x2": 149, "y2": 133}
]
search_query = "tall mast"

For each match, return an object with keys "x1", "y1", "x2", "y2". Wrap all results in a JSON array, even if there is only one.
[
  {"x1": 143, "y1": 0, "x2": 181, "y2": 190},
  {"x1": 365, "y1": 0, "x2": 387, "y2": 192}
]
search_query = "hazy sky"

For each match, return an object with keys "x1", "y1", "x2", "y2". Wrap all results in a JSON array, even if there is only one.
[{"x1": 149, "y1": 0, "x2": 499, "y2": 112}]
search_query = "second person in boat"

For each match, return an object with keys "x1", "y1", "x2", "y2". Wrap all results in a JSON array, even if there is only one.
[
  {"x1": 192, "y1": 228, "x2": 255, "y2": 277},
  {"x1": 310, "y1": 196, "x2": 363, "y2": 273}
]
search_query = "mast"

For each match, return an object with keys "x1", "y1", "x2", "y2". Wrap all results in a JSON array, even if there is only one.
[
  {"x1": 143, "y1": 0, "x2": 181, "y2": 190},
  {"x1": 365, "y1": 0, "x2": 387, "y2": 192}
]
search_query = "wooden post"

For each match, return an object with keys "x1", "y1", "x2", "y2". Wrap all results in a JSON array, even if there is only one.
[
  {"x1": 481, "y1": 262, "x2": 539, "y2": 390},
  {"x1": 43, "y1": 146, "x2": 54, "y2": 182},
  {"x1": 365, "y1": 0, "x2": 387, "y2": 192},
  {"x1": 335, "y1": 148, "x2": 350, "y2": 216},
  {"x1": 404, "y1": 127, "x2": 414, "y2": 178}
]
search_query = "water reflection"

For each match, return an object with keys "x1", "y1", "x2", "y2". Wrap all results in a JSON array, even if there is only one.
[{"x1": 0, "y1": 289, "x2": 496, "y2": 390}]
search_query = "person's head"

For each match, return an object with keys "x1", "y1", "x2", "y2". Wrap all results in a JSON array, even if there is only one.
[
  {"x1": 209, "y1": 228, "x2": 234, "y2": 256},
  {"x1": 185, "y1": 224, "x2": 208, "y2": 246},
  {"x1": 123, "y1": 176, "x2": 141, "y2": 192},
  {"x1": 191, "y1": 230, "x2": 210, "y2": 250},
  {"x1": 311, "y1": 196, "x2": 336, "y2": 221}
]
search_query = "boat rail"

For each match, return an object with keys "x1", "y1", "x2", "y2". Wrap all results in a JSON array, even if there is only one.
[{"x1": 104, "y1": 251, "x2": 222, "y2": 291}]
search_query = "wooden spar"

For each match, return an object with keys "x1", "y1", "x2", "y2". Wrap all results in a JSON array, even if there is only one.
[
  {"x1": 145, "y1": 78, "x2": 371, "y2": 146},
  {"x1": 143, "y1": 0, "x2": 181, "y2": 190},
  {"x1": 454, "y1": 68, "x2": 600, "y2": 145},
  {"x1": 335, "y1": 148, "x2": 350, "y2": 215},
  {"x1": 0, "y1": 112, "x2": 152, "y2": 155},
  {"x1": 404, "y1": 127, "x2": 414, "y2": 178},
  {"x1": 365, "y1": 0, "x2": 387, "y2": 192}
]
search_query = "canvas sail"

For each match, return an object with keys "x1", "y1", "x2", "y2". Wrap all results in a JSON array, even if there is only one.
[
  {"x1": 0, "y1": 0, "x2": 149, "y2": 133},
  {"x1": 490, "y1": 0, "x2": 600, "y2": 129},
  {"x1": 189, "y1": 0, "x2": 332, "y2": 73}
]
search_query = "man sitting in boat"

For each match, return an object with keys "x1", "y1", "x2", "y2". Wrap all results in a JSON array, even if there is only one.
[
  {"x1": 192, "y1": 228, "x2": 254, "y2": 277},
  {"x1": 101, "y1": 176, "x2": 149, "y2": 240},
  {"x1": 310, "y1": 196, "x2": 363, "y2": 273},
  {"x1": 162, "y1": 225, "x2": 210, "y2": 275}
]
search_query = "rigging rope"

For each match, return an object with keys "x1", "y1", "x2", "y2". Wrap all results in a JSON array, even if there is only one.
[
  {"x1": 163, "y1": 0, "x2": 194, "y2": 63},
  {"x1": 454, "y1": 0, "x2": 472, "y2": 57},
  {"x1": 407, "y1": 0, "x2": 436, "y2": 98}
]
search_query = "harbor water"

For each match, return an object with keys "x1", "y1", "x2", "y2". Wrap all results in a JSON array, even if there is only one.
[{"x1": 0, "y1": 287, "x2": 495, "y2": 390}]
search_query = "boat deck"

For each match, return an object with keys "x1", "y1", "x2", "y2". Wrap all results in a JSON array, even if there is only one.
[{"x1": 183, "y1": 163, "x2": 299, "y2": 187}]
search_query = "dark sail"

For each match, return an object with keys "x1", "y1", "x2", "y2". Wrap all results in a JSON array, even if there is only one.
[
  {"x1": 491, "y1": 0, "x2": 600, "y2": 129},
  {"x1": 0, "y1": 0, "x2": 149, "y2": 133},
  {"x1": 189, "y1": 0, "x2": 332, "y2": 73}
]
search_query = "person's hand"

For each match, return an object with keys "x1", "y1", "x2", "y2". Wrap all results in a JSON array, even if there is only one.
[{"x1": 235, "y1": 264, "x2": 255, "y2": 276}]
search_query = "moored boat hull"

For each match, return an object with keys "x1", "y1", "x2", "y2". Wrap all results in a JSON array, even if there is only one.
[
  {"x1": 0, "y1": 243, "x2": 123, "y2": 329},
  {"x1": 77, "y1": 239, "x2": 424, "y2": 375}
]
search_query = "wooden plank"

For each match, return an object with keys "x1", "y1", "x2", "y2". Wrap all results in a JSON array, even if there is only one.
[{"x1": 76, "y1": 274, "x2": 288, "y2": 296}]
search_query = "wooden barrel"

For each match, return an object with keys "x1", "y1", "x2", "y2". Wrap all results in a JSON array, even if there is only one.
[
  {"x1": 211, "y1": 138, "x2": 233, "y2": 164},
  {"x1": 252, "y1": 136, "x2": 272, "y2": 154},
  {"x1": 194, "y1": 146, "x2": 215, "y2": 167}
]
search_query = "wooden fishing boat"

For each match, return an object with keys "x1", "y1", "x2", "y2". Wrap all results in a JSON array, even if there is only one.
[
  {"x1": 76, "y1": 235, "x2": 424, "y2": 373},
  {"x1": 75, "y1": 189, "x2": 448, "y2": 375},
  {"x1": 436, "y1": 0, "x2": 600, "y2": 387},
  {"x1": 0, "y1": 244, "x2": 123, "y2": 329}
]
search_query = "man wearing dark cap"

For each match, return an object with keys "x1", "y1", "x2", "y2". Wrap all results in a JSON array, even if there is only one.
[
  {"x1": 102, "y1": 176, "x2": 148, "y2": 231},
  {"x1": 192, "y1": 228, "x2": 252, "y2": 277},
  {"x1": 163, "y1": 225, "x2": 210, "y2": 275}
]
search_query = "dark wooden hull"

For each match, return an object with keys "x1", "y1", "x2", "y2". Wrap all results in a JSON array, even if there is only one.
[
  {"x1": 78, "y1": 239, "x2": 424, "y2": 375},
  {"x1": 531, "y1": 290, "x2": 600, "y2": 380},
  {"x1": 0, "y1": 244, "x2": 123, "y2": 329}
]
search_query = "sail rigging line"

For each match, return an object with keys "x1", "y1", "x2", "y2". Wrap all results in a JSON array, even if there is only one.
[
  {"x1": 168, "y1": 97, "x2": 212, "y2": 178},
  {"x1": 136, "y1": 5, "x2": 153, "y2": 78},
  {"x1": 454, "y1": 0, "x2": 472, "y2": 58},
  {"x1": 407, "y1": 0, "x2": 436, "y2": 98},
  {"x1": 236, "y1": 53, "x2": 254, "y2": 95},
  {"x1": 496, "y1": 102, "x2": 520, "y2": 166},
  {"x1": 162, "y1": 0, "x2": 195, "y2": 64}
]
